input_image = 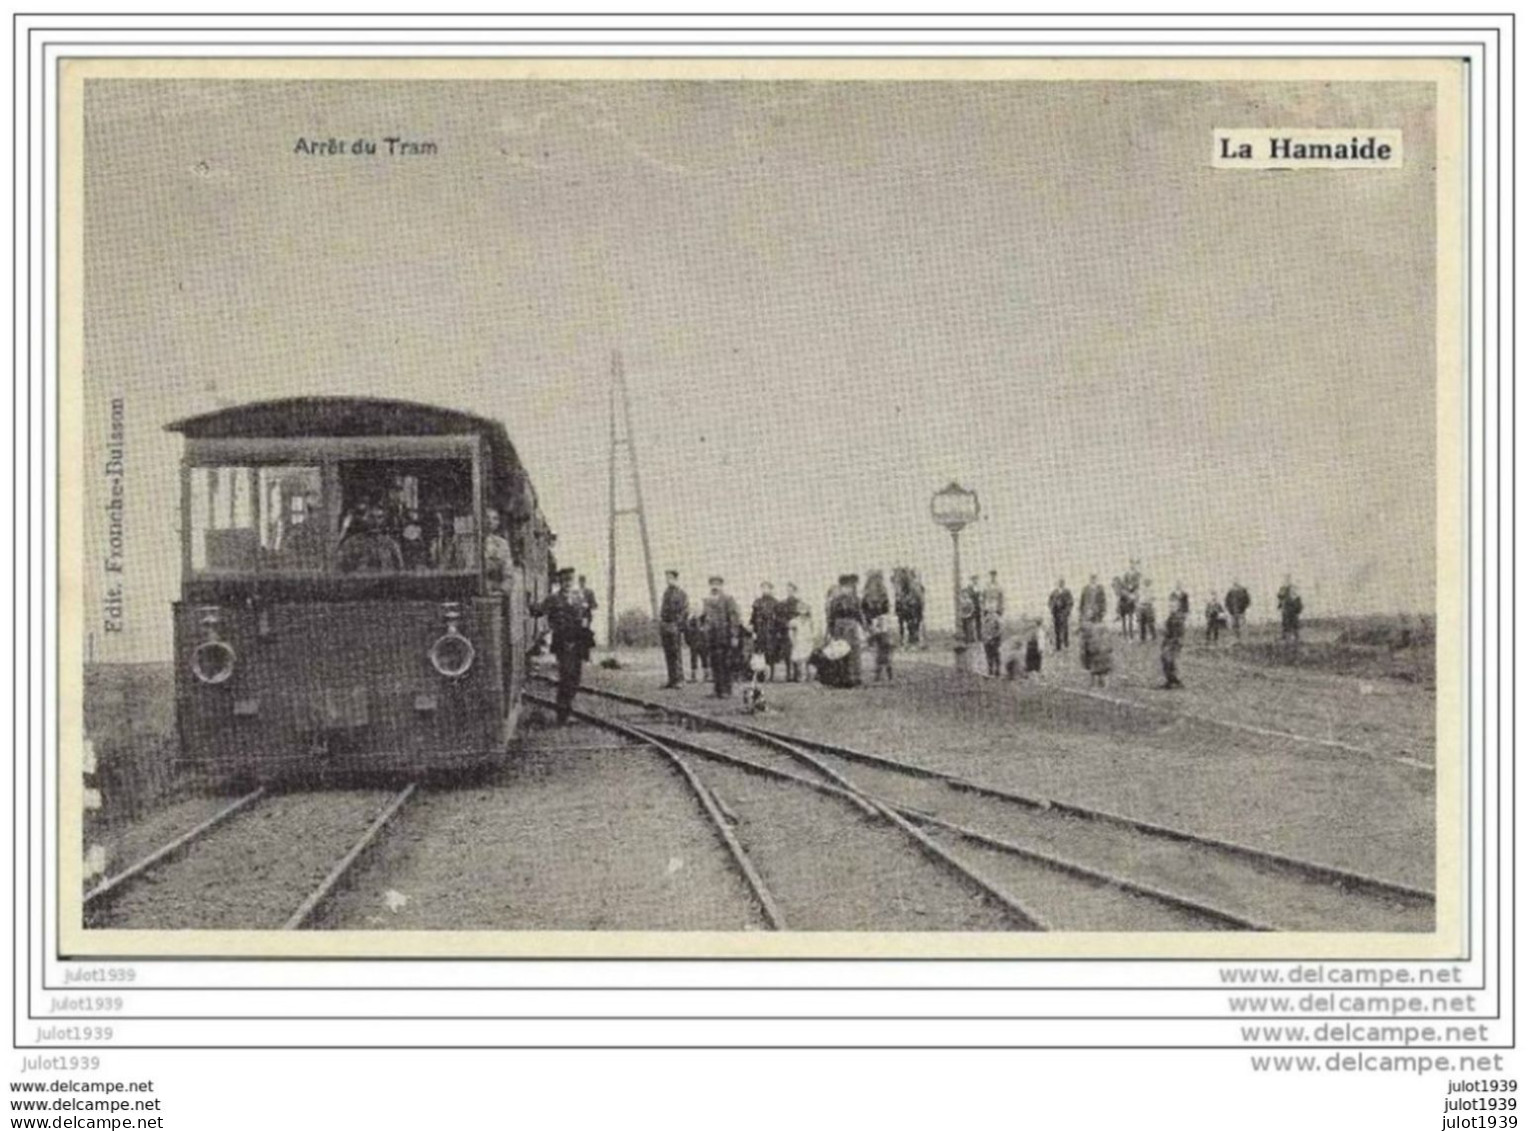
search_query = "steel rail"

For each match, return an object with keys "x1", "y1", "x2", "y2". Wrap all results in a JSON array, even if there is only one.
[
  {"x1": 770, "y1": 729, "x2": 1439, "y2": 907},
  {"x1": 623, "y1": 718, "x2": 1265, "y2": 931},
  {"x1": 591, "y1": 720, "x2": 1049, "y2": 932},
  {"x1": 634, "y1": 714, "x2": 878, "y2": 816},
  {"x1": 283, "y1": 783, "x2": 418, "y2": 931},
  {"x1": 525, "y1": 693, "x2": 786, "y2": 930},
  {"x1": 899, "y1": 810, "x2": 1273, "y2": 932},
  {"x1": 568, "y1": 680, "x2": 1436, "y2": 908},
  {"x1": 84, "y1": 788, "x2": 267, "y2": 907}
]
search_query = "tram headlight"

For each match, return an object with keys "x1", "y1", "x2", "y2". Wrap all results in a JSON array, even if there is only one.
[
  {"x1": 428, "y1": 626, "x2": 476, "y2": 679},
  {"x1": 190, "y1": 639, "x2": 237, "y2": 685}
]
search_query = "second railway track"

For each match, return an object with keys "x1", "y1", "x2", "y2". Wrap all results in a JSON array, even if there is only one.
[
  {"x1": 557, "y1": 680, "x2": 1435, "y2": 933},
  {"x1": 529, "y1": 692, "x2": 1040, "y2": 931}
]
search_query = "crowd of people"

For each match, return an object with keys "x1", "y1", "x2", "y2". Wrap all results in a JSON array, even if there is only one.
[
  {"x1": 1040, "y1": 568, "x2": 1304, "y2": 690},
  {"x1": 656, "y1": 571, "x2": 903, "y2": 703},
  {"x1": 536, "y1": 558, "x2": 1308, "y2": 718}
]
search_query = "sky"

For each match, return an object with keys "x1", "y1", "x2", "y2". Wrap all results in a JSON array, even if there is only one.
[{"x1": 81, "y1": 77, "x2": 1439, "y2": 661}]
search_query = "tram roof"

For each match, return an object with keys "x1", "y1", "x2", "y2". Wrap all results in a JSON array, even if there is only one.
[{"x1": 166, "y1": 397, "x2": 525, "y2": 474}]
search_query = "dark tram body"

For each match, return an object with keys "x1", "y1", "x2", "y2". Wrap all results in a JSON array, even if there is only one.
[{"x1": 167, "y1": 398, "x2": 554, "y2": 778}]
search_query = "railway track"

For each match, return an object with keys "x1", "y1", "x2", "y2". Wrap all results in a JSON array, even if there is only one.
[
  {"x1": 527, "y1": 692, "x2": 1042, "y2": 931},
  {"x1": 555, "y1": 681, "x2": 1436, "y2": 933},
  {"x1": 85, "y1": 783, "x2": 417, "y2": 930}
]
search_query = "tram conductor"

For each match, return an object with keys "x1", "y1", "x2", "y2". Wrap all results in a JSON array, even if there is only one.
[
  {"x1": 533, "y1": 567, "x2": 590, "y2": 724},
  {"x1": 659, "y1": 569, "x2": 689, "y2": 689}
]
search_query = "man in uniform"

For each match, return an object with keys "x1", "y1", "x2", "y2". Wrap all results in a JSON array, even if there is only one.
[
  {"x1": 658, "y1": 569, "x2": 689, "y2": 689},
  {"x1": 1048, "y1": 578, "x2": 1074, "y2": 651},
  {"x1": 533, "y1": 568, "x2": 588, "y2": 724},
  {"x1": 703, "y1": 576, "x2": 743, "y2": 698},
  {"x1": 1079, "y1": 573, "x2": 1108, "y2": 624},
  {"x1": 1225, "y1": 580, "x2": 1252, "y2": 639}
]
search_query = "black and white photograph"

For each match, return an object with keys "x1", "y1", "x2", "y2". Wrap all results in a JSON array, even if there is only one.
[{"x1": 63, "y1": 58, "x2": 1464, "y2": 957}]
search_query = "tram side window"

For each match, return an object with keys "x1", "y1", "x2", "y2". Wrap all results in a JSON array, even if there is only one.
[
  {"x1": 188, "y1": 465, "x2": 324, "y2": 573},
  {"x1": 334, "y1": 459, "x2": 477, "y2": 575}
]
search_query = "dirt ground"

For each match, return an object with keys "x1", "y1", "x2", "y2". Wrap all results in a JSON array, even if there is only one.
[
  {"x1": 580, "y1": 640, "x2": 1437, "y2": 894},
  {"x1": 82, "y1": 637, "x2": 1437, "y2": 932},
  {"x1": 316, "y1": 718, "x2": 763, "y2": 931}
]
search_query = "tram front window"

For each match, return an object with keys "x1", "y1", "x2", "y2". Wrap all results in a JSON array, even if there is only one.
[
  {"x1": 333, "y1": 458, "x2": 475, "y2": 575},
  {"x1": 187, "y1": 458, "x2": 478, "y2": 576},
  {"x1": 189, "y1": 464, "x2": 325, "y2": 574}
]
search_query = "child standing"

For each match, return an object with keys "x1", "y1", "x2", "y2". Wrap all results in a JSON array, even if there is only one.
[
  {"x1": 1024, "y1": 628, "x2": 1043, "y2": 676},
  {"x1": 1080, "y1": 620, "x2": 1113, "y2": 688}
]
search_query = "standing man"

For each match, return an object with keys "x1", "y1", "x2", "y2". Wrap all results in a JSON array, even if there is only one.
[
  {"x1": 533, "y1": 568, "x2": 588, "y2": 724},
  {"x1": 980, "y1": 601, "x2": 1004, "y2": 677},
  {"x1": 1277, "y1": 575, "x2": 1303, "y2": 643},
  {"x1": 1118, "y1": 560, "x2": 1142, "y2": 640},
  {"x1": 1160, "y1": 595, "x2": 1186, "y2": 689},
  {"x1": 658, "y1": 569, "x2": 689, "y2": 689},
  {"x1": 1205, "y1": 594, "x2": 1226, "y2": 644},
  {"x1": 1048, "y1": 578, "x2": 1074, "y2": 651},
  {"x1": 1225, "y1": 580, "x2": 1252, "y2": 639},
  {"x1": 980, "y1": 571, "x2": 1006, "y2": 677},
  {"x1": 960, "y1": 574, "x2": 982, "y2": 642},
  {"x1": 1079, "y1": 573, "x2": 1108, "y2": 625},
  {"x1": 1122, "y1": 558, "x2": 1142, "y2": 598},
  {"x1": 703, "y1": 576, "x2": 743, "y2": 698},
  {"x1": 982, "y1": 570, "x2": 1006, "y2": 619}
]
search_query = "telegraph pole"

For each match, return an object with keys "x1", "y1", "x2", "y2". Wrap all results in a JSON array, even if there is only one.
[{"x1": 605, "y1": 351, "x2": 660, "y2": 648}]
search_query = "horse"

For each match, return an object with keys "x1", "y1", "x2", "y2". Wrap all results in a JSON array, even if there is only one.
[
  {"x1": 1113, "y1": 577, "x2": 1137, "y2": 640},
  {"x1": 862, "y1": 569, "x2": 891, "y2": 622},
  {"x1": 891, "y1": 565, "x2": 925, "y2": 647}
]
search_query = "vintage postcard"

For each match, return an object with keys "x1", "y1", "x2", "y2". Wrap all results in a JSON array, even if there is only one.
[{"x1": 59, "y1": 57, "x2": 1464, "y2": 959}]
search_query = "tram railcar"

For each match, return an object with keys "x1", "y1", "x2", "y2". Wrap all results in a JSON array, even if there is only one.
[{"x1": 166, "y1": 397, "x2": 554, "y2": 779}]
